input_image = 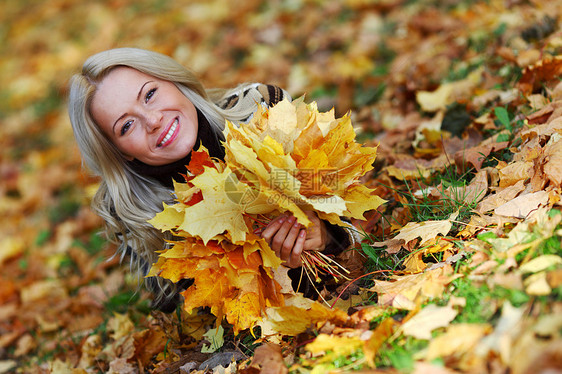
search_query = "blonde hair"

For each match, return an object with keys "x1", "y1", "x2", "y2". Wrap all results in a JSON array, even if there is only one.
[{"x1": 68, "y1": 48, "x2": 264, "y2": 305}]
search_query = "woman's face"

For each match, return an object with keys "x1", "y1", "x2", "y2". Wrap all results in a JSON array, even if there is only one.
[{"x1": 90, "y1": 67, "x2": 198, "y2": 166}]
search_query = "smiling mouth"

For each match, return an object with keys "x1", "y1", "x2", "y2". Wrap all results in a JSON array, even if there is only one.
[{"x1": 157, "y1": 118, "x2": 179, "y2": 147}]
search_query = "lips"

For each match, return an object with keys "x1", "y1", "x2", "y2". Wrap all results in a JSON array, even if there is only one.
[{"x1": 157, "y1": 118, "x2": 179, "y2": 147}]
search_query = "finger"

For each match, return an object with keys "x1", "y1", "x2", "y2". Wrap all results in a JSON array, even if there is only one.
[
  {"x1": 287, "y1": 229, "x2": 306, "y2": 268},
  {"x1": 260, "y1": 215, "x2": 287, "y2": 245},
  {"x1": 271, "y1": 216, "x2": 297, "y2": 256},
  {"x1": 303, "y1": 212, "x2": 328, "y2": 251},
  {"x1": 280, "y1": 218, "x2": 303, "y2": 261},
  {"x1": 304, "y1": 210, "x2": 318, "y2": 220},
  {"x1": 304, "y1": 236, "x2": 322, "y2": 252}
]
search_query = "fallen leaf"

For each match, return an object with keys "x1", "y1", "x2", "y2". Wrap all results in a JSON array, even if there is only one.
[
  {"x1": 363, "y1": 318, "x2": 396, "y2": 366},
  {"x1": 373, "y1": 211, "x2": 458, "y2": 253},
  {"x1": 133, "y1": 328, "x2": 168, "y2": 366},
  {"x1": 258, "y1": 294, "x2": 348, "y2": 337},
  {"x1": 241, "y1": 343, "x2": 288, "y2": 374},
  {"x1": 304, "y1": 334, "x2": 363, "y2": 364},
  {"x1": 524, "y1": 272, "x2": 552, "y2": 295},
  {"x1": 108, "y1": 357, "x2": 137, "y2": 374},
  {"x1": 543, "y1": 135, "x2": 562, "y2": 186},
  {"x1": 476, "y1": 179, "x2": 526, "y2": 213},
  {"x1": 401, "y1": 304, "x2": 458, "y2": 340},
  {"x1": 107, "y1": 313, "x2": 134, "y2": 341},
  {"x1": 475, "y1": 301, "x2": 525, "y2": 363},
  {"x1": 413, "y1": 361, "x2": 461, "y2": 374},
  {"x1": 498, "y1": 161, "x2": 534, "y2": 188},
  {"x1": 0, "y1": 361, "x2": 17, "y2": 374},
  {"x1": 416, "y1": 68, "x2": 482, "y2": 112},
  {"x1": 454, "y1": 141, "x2": 509, "y2": 171},
  {"x1": 13, "y1": 334, "x2": 35, "y2": 357},
  {"x1": 519, "y1": 255, "x2": 562, "y2": 273},
  {"x1": 518, "y1": 56, "x2": 562, "y2": 96},
  {"x1": 494, "y1": 190, "x2": 549, "y2": 218},
  {"x1": 426, "y1": 323, "x2": 492, "y2": 361},
  {"x1": 0, "y1": 237, "x2": 24, "y2": 265}
]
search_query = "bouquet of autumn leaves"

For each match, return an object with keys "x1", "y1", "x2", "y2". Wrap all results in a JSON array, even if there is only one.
[{"x1": 148, "y1": 97, "x2": 384, "y2": 334}]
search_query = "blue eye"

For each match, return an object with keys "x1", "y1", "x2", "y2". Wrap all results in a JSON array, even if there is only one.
[
  {"x1": 121, "y1": 120, "x2": 133, "y2": 136},
  {"x1": 145, "y1": 88, "x2": 156, "y2": 103}
]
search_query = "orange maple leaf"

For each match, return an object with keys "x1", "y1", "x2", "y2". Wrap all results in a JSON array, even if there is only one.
[{"x1": 149, "y1": 99, "x2": 385, "y2": 334}]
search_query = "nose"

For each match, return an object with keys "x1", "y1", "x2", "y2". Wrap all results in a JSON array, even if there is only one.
[{"x1": 145, "y1": 110, "x2": 162, "y2": 132}]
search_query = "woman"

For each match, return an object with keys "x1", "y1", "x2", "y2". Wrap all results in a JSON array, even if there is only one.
[{"x1": 68, "y1": 48, "x2": 354, "y2": 312}]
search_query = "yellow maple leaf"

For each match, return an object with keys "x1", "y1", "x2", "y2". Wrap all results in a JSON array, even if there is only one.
[
  {"x1": 148, "y1": 202, "x2": 185, "y2": 232},
  {"x1": 181, "y1": 268, "x2": 234, "y2": 323},
  {"x1": 403, "y1": 241, "x2": 455, "y2": 273},
  {"x1": 176, "y1": 166, "x2": 254, "y2": 244},
  {"x1": 153, "y1": 235, "x2": 287, "y2": 332},
  {"x1": 304, "y1": 334, "x2": 364, "y2": 364},
  {"x1": 342, "y1": 183, "x2": 386, "y2": 220},
  {"x1": 148, "y1": 99, "x2": 385, "y2": 334},
  {"x1": 147, "y1": 256, "x2": 198, "y2": 283},
  {"x1": 258, "y1": 294, "x2": 349, "y2": 337},
  {"x1": 225, "y1": 292, "x2": 262, "y2": 334},
  {"x1": 223, "y1": 98, "x2": 384, "y2": 226}
]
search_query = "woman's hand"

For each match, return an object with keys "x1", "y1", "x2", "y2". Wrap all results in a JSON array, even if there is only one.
[{"x1": 261, "y1": 211, "x2": 329, "y2": 268}]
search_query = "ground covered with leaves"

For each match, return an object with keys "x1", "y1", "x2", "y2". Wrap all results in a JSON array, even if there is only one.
[{"x1": 1, "y1": 0, "x2": 562, "y2": 373}]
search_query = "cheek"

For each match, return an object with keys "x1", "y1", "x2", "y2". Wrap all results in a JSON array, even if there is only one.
[{"x1": 117, "y1": 138, "x2": 142, "y2": 160}]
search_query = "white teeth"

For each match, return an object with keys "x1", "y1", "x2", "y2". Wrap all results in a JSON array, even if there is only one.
[{"x1": 159, "y1": 119, "x2": 178, "y2": 146}]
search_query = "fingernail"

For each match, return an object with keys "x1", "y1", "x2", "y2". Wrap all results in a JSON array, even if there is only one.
[{"x1": 299, "y1": 230, "x2": 306, "y2": 237}]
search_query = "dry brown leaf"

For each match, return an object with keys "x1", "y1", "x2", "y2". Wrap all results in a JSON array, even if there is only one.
[
  {"x1": 494, "y1": 191, "x2": 549, "y2": 218},
  {"x1": 413, "y1": 362, "x2": 461, "y2": 374},
  {"x1": 543, "y1": 135, "x2": 562, "y2": 186},
  {"x1": 442, "y1": 169, "x2": 488, "y2": 204},
  {"x1": 386, "y1": 158, "x2": 434, "y2": 180},
  {"x1": 524, "y1": 272, "x2": 552, "y2": 295},
  {"x1": 476, "y1": 179, "x2": 526, "y2": 213},
  {"x1": 476, "y1": 301, "x2": 525, "y2": 363},
  {"x1": 373, "y1": 212, "x2": 458, "y2": 253},
  {"x1": 240, "y1": 343, "x2": 288, "y2": 374},
  {"x1": 498, "y1": 161, "x2": 534, "y2": 188},
  {"x1": 454, "y1": 141, "x2": 509, "y2": 171},
  {"x1": 0, "y1": 237, "x2": 24, "y2": 266},
  {"x1": 107, "y1": 313, "x2": 135, "y2": 341},
  {"x1": 133, "y1": 329, "x2": 168, "y2": 367},
  {"x1": 108, "y1": 358, "x2": 137, "y2": 374},
  {"x1": 518, "y1": 56, "x2": 562, "y2": 96}
]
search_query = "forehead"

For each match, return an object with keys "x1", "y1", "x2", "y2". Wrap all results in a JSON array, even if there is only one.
[
  {"x1": 90, "y1": 68, "x2": 148, "y2": 133},
  {"x1": 97, "y1": 66, "x2": 154, "y2": 94},
  {"x1": 91, "y1": 67, "x2": 153, "y2": 120}
]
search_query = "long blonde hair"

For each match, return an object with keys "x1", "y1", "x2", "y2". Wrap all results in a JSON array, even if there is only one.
[{"x1": 68, "y1": 48, "x2": 265, "y2": 299}]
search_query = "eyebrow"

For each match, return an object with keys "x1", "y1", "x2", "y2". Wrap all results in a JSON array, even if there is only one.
[{"x1": 111, "y1": 80, "x2": 154, "y2": 134}]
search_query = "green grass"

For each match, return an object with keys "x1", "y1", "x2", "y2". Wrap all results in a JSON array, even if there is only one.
[
  {"x1": 377, "y1": 336, "x2": 427, "y2": 372},
  {"x1": 398, "y1": 165, "x2": 481, "y2": 233},
  {"x1": 360, "y1": 238, "x2": 402, "y2": 272},
  {"x1": 446, "y1": 277, "x2": 529, "y2": 324}
]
